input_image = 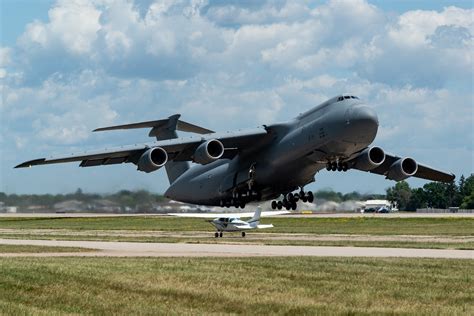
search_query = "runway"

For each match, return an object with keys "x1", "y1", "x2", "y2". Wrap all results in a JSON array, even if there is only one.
[
  {"x1": 0, "y1": 239, "x2": 472, "y2": 259},
  {"x1": 0, "y1": 212, "x2": 473, "y2": 218}
]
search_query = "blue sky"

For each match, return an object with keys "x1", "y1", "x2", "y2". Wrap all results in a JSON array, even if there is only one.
[{"x1": 0, "y1": 0, "x2": 473, "y2": 195}]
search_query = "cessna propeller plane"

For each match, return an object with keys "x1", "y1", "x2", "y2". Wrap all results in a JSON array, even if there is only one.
[
  {"x1": 16, "y1": 95, "x2": 455, "y2": 210},
  {"x1": 169, "y1": 207, "x2": 287, "y2": 237}
]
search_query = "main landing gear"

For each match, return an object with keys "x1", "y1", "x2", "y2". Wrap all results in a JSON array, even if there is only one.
[
  {"x1": 220, "y1": 189, "x2": 261, "y2": 209},
  {"x1": 326, "y1": 161, "x2": 348, "y2": 172},
  {"x1": 271, "y1": 188, "x2": 314, "y2": 210}
]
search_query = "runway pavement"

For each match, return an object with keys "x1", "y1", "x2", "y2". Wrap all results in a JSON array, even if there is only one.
[
  {"x1": 0, "y1": 212, "x2": 473, "y2": 218},
  {"x1": 0, "y1": 239, "x2": 472, "y2": 259}
]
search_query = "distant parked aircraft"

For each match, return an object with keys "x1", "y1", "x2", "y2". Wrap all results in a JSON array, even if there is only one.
[
  {"x1": 16, "y1": 95, "x2": 455, "y2": 210},
  {"x1": 169, "y1": 207, "x2": 288, "y2": 238}
]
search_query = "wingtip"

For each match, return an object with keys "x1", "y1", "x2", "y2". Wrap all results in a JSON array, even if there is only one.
[{"x1": 14, "y1": 158, "x2": 46, "y2": 169}]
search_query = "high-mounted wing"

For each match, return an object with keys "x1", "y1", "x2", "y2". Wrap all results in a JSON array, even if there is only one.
[
  {"x1": 348, "y1": 149, "x2": 455, "y2": 183},
  {"x1": 370, "y1": 153, "x2": 455, "y2": 182},
  {"x1": 14, "y1": 144, "x2": 149, "y2": 169},
  {"x1": 15, "y1": 127, "x2": 270, "y2": 169}
]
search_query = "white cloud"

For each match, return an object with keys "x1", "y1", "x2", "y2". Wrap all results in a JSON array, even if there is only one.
[
  {"x1": 388, "y1": 6, "x2": 473, "y2": 47},
  {"x1": 20, "y1": 0, "x2": 101, "y2": 55},
  {"x1": 2, "y1": 0, "x2": 472, "y2": 193}
]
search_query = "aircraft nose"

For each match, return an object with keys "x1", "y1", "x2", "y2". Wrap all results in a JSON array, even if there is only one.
[
  {"x1": 343, "y1": 105, "x2": 379, "y2": 144},
  {"x1": 350, "y1": 105, "x2": 379, "y2": 128}
]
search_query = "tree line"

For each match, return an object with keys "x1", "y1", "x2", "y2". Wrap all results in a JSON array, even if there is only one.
[
  {"x1": 0, "y1": 189, "x2": 166, "y2": 209},
  {"x1": 386, "y1": 174, "x2": 474, "y2": 211}
]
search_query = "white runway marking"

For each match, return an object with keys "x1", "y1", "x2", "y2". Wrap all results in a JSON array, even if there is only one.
[{"x1": 0, "y1": 239, "x2": 472, "y2": 259}]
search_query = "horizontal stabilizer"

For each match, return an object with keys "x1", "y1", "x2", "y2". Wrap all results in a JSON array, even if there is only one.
[{"x1": 93, "y1": 114, "x2": 214, "y2": 137}]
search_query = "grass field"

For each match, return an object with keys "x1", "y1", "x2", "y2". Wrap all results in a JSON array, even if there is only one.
[
  {"x1": 1, "y1": 216, "x2": 473, "y2": 235},
  {"x1": 0, "y1": 244, "x2": 91, "y2": 253},
  {"x1": 0, "y1": 257, "x2": 472, "y2": 315},
  {"x1": 1, "y1": 233, "x2": 473, "y2": 250}
]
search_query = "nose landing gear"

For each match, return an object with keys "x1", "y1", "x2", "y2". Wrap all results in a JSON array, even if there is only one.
[{"x1": 271, "y1": 188, "x2": 314, "y2": 210}]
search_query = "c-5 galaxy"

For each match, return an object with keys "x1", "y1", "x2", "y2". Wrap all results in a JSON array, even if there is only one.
[{"x1": 16, "y1": 95, "x2": 455, "y2": 210}]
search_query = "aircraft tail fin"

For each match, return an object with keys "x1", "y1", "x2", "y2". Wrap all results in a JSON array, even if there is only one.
[
  {"x1": 93, "y1": 114, "x2": 215, "y2": 137},
  {"x1": 248, "y1": 206, "x2": 262, "y2": 225},
  {"x1": 94, "y1": 115, "x2": 213, "y2": 184}
]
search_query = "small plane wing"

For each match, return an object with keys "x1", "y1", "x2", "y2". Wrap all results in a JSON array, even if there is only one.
[
  {"x1": 168, "y1": 210, "x2": 290, "y2": 218},
  {"x1": 15, "y1": 127, "x2": 270, "y2": 169},
  {"x1": 367, "y1": 153, "x2": 455, "y2": 182}
]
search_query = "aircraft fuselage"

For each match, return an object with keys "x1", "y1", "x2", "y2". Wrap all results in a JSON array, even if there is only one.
[{"x1": 165, "y1": 96, "x2": 379, "y2": 205}]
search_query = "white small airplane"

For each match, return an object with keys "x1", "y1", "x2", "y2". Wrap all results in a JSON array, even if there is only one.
[{"x1": 169, "y1": 207, "x2": 288, "y2": 238}]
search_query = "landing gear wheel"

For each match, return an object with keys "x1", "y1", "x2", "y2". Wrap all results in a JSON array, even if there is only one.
[
  {"x1": 326, "y1": 163, "x2": 331, "y2": 171},
  {"x1": 306, "y1": 191, "x2": 314, "y2": 203},
  {"x1": 240, "y1": 201, "x2": 246, "y2": 209},
  {"x1": 287, "y1": 193, "x2": 294, "y2": 201},
  {"x1": 215, "y1": 232, "x2": 219, "y2": 238},
  {"x1": 300, "y1": 190, "x2": 307, "y2": 203},
  {"x1": 277, "y1": 201, "x2": 283, "y2": 210},
  {"x1": 241, "y1": 232, "x2": 246, "y2": 238},
  {"x1": 331, "y1": 162, "x2": 337, "y2": 171},
  {"x1": 271, "y1": 201, "x2": 277, "y2": 210},
  {"x1": 342, "y1": 163, "x2": 348, "y2": 172},
  {"x1": 291, "y1": 201, "x2": 297, "y2": 210},
  {"x1": 219, "y1": 232, "x2": 223, "y2": 238}
]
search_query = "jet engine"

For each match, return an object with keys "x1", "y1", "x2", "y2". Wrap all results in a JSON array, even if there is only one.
[
  {"x1": 193, "y1": 139, "x2": 224, "y2": 165},
  {"x1": 351, "y1": 146, "x2": 385, "y2": 171},
  {"x1": 137, "y1": 147, "x2": 168, "y2": 173},
  {"x1": 386, "y1": 158, "x2": 418, "y2": 181}
]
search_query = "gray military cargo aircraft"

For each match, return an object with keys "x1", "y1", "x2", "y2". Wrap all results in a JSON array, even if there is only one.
[{"x1": 16, "y1": 95, "x2": 455, "y2": 210}]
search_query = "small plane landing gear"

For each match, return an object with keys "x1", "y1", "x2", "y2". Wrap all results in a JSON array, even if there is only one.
[
  {"x1": 241, "y1": 232, "x2": 246, "y2": 238},
  {"x1": 219, "y1": 232, "x2": 223, "y2": 238},
  {"x1": 215, "y1": 232, "x2": 219, "y2": 238}
]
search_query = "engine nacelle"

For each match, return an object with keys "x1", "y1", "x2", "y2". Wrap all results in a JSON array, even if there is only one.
[
  {"x1": 351, "y1": 146, "x2": 386, "y2": 171},
  {"x1": 193, "y1": 139, "x2": 224, "y2": 165},
  {"x1": 137, "y1": 147, "x2": 168, "y2": 173},
  {"x1": 386, "y1": 157, "x2": 418, "y2": 181}
]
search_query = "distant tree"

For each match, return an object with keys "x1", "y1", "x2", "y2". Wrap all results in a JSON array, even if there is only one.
[
  {"x1": 342, "y1": 191, "x2": 362, "y2": 201},
  {"x1": 386, "y1": 181, "x2": 412, "y2": 210},
  {"x1": 461, "y1": 191, "x2": 474, "y2": 209},
  {"x1": 313, "y1": 189, "x2": 343, "y2": 202},
  {"x1": 422, "y1": 182, "x2": 450, "y2": 209},
  {"x1": 459, "y1": 174, "x2": 474, "y2": 209},
  {"x1": 406, "y1": 188, "x2": 427, "y2": 210}
]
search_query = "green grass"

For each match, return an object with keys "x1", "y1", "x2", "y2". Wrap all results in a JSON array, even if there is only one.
[
  {"x1": 1, "y1": 216, "x2": 473, "y2": 235},
  {"x1": 0, "y1": 257, "x2": 472, "y2": 315},
  {"x1": 1, "y1": 233, "x2": 473, "y2": 250},
  {"x1": 0, "y1": 244, "x2": 91, "y2": 253}
]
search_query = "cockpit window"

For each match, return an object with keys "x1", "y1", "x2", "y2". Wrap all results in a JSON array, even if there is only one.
[{"x1": 337, "y1": 95, "x2": 359, "y2": 102}]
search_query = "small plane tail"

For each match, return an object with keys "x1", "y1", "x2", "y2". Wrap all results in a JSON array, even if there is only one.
[
  {"x1": 94, "y1": 114, "x2": 214, "y2": 184},
  {"x1": 248, "y1": 206, "x2": 262, "y2": 225}
]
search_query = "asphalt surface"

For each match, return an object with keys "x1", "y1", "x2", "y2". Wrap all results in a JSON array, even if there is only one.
[
  {"x1": 0, "y1": 212, "x2": 473, "y2": 218},
  {"x1": 0, "y1": 239, "x2": 472, "y2": 259}
]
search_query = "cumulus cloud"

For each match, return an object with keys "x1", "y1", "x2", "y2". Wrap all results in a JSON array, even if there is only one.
[{"x1": 1, "y1": 0, "x2": 472, "y2": 194}]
